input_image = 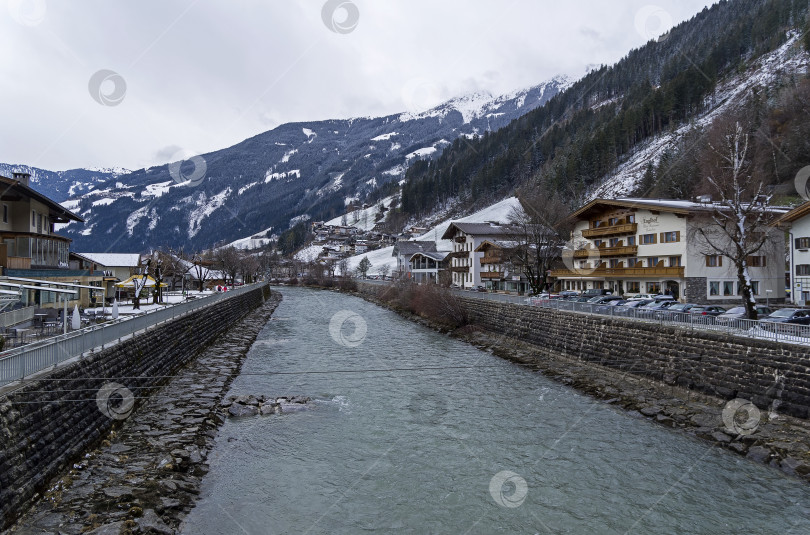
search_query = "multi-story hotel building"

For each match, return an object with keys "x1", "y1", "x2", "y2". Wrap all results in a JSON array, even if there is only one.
[
  {"x1": 775, "y1": 201, "x2": 810, "y2": 305},
  {"x1": 550, "y1": 198, "x2": 785, "y2": 303},
  {"x1": 441, "y1": 222, "x2": 521, "y2": 288}
]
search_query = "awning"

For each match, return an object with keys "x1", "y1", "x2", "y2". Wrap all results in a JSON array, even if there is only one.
[{"x1": 114, "y1": 275, "x2": 168, "y2": 288}]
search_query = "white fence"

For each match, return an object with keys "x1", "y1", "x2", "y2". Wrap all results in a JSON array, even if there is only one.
[
  {"x1": 0, "y1": 306, "x2": 35, "y2": 328},
  {"x1": 0, "y1": 283, "x2": 265, "y2": 387}
]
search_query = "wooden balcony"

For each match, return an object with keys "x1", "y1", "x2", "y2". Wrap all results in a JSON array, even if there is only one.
[
  {"x1": 581, "y1": 223, "x2": 637, "y2": 239},
  {"x1": 549, "y1": 266, "x2": 684, "y2": 279},
  {"x1": 450, "y1": 266, "x2": 469, "y2": 273},
  {"x1": 454, "y1": 236, "x2": 466, "y2": 243},
  {"x1": 447, "y1": 250, "x2": 469, "y2": 259},
  {"x1": 480, "y1": 256, "x2": 503, "y2": 265},
  {"x1": 573, "y1": 245, "x2": 638, "y2": 258},
  {"x1": 480, "y1": 271, "x2": 503, "y2": 280},
  {"x1": 5, "y1": 256, "x2": 31, "y2": 269}
]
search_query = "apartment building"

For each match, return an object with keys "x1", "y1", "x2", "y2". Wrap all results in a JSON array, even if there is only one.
[
  {"x1": 475, "y1": 240, "x2": 531, "y2": 294},
  {"x1": 550, "y1": 198, "x2": 785, "y2": 303},
  {"x1": 775, "y1": 201, "x2": 810, "y2": 305}
]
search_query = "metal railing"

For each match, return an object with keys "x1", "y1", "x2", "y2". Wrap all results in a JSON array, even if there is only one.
[
  {"x1": 0, "y1": 306, "x2": 36, "y2": 328},
  {"x1": 457, "y1": 290, "x2": 810, "y2": 346},
  {"x1": 0, "y1": 283, "x2": 265, "y2": 387}
]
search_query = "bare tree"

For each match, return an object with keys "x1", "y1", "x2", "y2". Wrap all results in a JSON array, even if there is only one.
[
  {"x1": 157, "y1": 247, "x2": 190, "y2": 291},
  {"x1": 691, "y1": 120, "x2": 780, "y2": 319},
  {"x1": 378, "y1": 264, "x2": 390, "y2": 280},
  {"x1": 507, "y1": 191, "x2": 573, "y2": 295},
  {"x1": 215, "y1": 246, "x2": 243, "y2": 285},
  {"x1": 338, "y1": 258, "x2": 349, "y2": 279}
]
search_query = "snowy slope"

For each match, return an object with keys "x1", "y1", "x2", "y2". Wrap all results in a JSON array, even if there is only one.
[
  {"x1": 325, "y1": 195, "x2": 396, "y2": 231},
  {"x1": 590, "y1": 33, "x2": 809, "y2": 199}
]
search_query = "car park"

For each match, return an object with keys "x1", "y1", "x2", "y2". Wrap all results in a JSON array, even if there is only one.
[
  {"x1": 654, "y1": 302, "x2": 696, "y2": 320},
  {"x1": 594, "y1": 299, "x2": 628, "y2": 314},
  {"x1": 715, "y1": 306, "x2": 773, "y2": 328},
  {"x1": 614, "y1": 299, "x2": 654, "y2": 317},
  {"x1": 587, "y1": 295, "x2": 624, "y2": 305},
  {"x1": 689, "y1": 305, "x2": 727, "y2": 317}
]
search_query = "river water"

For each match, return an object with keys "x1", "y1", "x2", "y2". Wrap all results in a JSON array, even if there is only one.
[{"x1": 182, "y1": 287, "x2": 810, "y2": 534}]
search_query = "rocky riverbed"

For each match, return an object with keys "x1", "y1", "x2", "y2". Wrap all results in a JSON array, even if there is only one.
[{"x1": 5, "y1": 293, "x2": 282, "y2": 535}]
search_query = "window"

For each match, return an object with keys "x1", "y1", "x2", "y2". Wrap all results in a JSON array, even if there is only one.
[
  {"x1": 592, "y1": 220, "x2": 603, "y2": 228},
  {"x1": 709, "y1": 281, "x2": 720, "y2": 296},
  {"x1": 723, "y1": 281, "x2": 734, "y2": 296},
  {"x1": 594, "y1": 239, "x2": 603, "y2": 247},
  {"x1": 647, "y1": 282, "x2": 661, "y2": 293},
  {"x1": 747, "y1": 256, "x2": 766, "y2": 267},
  {"x1": 608, "y1": 217, "x2": 619, "y2": 226},
  {"x1": 705, "y1": 255, "x2": 723, "y2": 267},
  {"x1": 797, "y1": 265, "x2": 810, "y2": 276},
  {"x1": 627, "y1": 258, "x2": 639, "y2": 267},
  {"x1": 796, "y1": 237, "x2": 810, "y2": 249},
  {"x1": 627, "y1": 214, "x2": 635, "y2": 223},
  {"x1": 640, "y1": 234, "x2": 656, "y2": 245},
  {"x1": 669, "y1": 256, "x2": 681, "y2": 267},
  {"x1": 2, "y1": 205, "x2": 6, "y2": 224},
  {"x1": 648, "y1": 257, "x2": 659, "y2": 267},
  {"x1": 31, "y1": 210, "x2": 35, "y2": 227},
  {"x1": 609, "y1": 238, "x2": 620, "y2": 247},
  {"x1": 751, "y1": 281, "x2": 760, "y2": 295},
  {"x1": 661, "y1": 231, "x2": 680, "y2": 243},
  {"x1": 627, "y1": 236, "x2": 636, "y2": 246},
  {"x1": 608, "y1": 259, "x2": 620, "y2": 268},
  {"x1": 626, "y1": 281, "x2": 640, "y2": 293}
]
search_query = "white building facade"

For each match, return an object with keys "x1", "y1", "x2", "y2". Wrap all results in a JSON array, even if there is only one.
[
  {"x1": 441, "y1": 222, "x2": 521, "y2": 289},
  {"x1": 776, "y1": 202, "x2": 810, "y2": 305},
  {"x1": 551, "y1": 199, "x2": 786, "y2": 304}
]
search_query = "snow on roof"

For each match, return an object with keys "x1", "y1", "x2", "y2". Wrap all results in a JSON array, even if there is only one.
[{"x1": 78, "y1": 252, "x2": 141, "y2": 267}]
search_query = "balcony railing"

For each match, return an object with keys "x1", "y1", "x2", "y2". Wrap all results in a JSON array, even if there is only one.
[
  {"x1": 450, "y1": 266, "x2": 469, "y2": 273},
  {"x1": 573, "y1": 245, "x2": 638, "y2": 258},
  {"x1": 480, "y1": 256, "x2": 503, "y2": 264},
  {"x1": 581, "y1": 223, "x2": 637, "y2": 239},
  {"x1": 5, "y1": 256, "x2": 31, "y2": 270},
  {"x1": 480, "y1": 271, "x2": 503, "y2": 280},
  {"x1": 549, "y1": 266, "x2": 685, "y2": 278}
]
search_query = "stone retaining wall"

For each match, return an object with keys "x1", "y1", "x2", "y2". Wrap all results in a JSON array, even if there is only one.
[
  {"x1": 356, "y1": 283, "x2": 810, "y2": 420},
  {"x1": 0, "y1": 284, "x2": 271, "y2": 530},
  {"x1": 460, "y1": 297, "x2": 810, "y2": 418}
]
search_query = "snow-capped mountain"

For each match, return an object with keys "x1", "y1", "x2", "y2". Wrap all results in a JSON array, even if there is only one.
[
  {"x1": 40, "y1": 76, "x2": 567, "y2": 252},
  {"x1": 0, "y1": 164, "x2": 130, "y2": 202}
]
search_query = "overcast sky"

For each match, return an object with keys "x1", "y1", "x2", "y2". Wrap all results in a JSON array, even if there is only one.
[{"x1": 1, "y1": 0, "x2": 714, "y2": 171}]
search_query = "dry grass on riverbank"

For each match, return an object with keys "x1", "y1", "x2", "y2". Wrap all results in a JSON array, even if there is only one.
[{"x1": 375, "y1": 282, "x2": 468, "y2": 329}]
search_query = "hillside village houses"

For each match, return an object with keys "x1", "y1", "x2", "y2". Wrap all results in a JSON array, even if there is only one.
[
  {"x1": 549, "y1": 198, "x2": 786, "y2": 304},
  {"x1": 775, "y1": 201, "x2": 810, "y2": 305}
]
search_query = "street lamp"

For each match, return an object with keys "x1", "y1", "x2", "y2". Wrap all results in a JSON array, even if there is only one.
[{"x1": 766, "y1": 289, "x2": 773, "y2": 308}]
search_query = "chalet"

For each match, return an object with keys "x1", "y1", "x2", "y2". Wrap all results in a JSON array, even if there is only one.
[
  {"x1": 0, "y1": 172, "x2": 106, "y2": 308},
  {"x1": 440, "y1": 222, "x2": 522, "y2": 288},
  {"x1": 474, "y1": 240, "x2": 531, "y2": 294},
  {"x1": 409, "y1": 251, "x2": 450, "y2": 284},
  {"x1": 392, "y1": 241, "x2": 437, "y2": 278},
  {"x1": 551, "y1": 198, "x2": 785, "y2": 303}
]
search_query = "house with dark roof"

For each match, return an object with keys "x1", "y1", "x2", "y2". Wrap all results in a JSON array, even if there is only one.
[
  {"x1": 409, "y1": 251, "x2": 450, "y2": 284},
  {"x1": 392, "y1": 240, "x2": 437, "y2": 278},
  {"x1": 0, "y1": 172, "x2": 106, "y2": 307},
  {"x1": 440, "y1": 221, "x2": 523, "y2": 288}
]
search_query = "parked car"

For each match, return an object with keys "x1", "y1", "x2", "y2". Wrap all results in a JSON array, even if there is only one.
[
  {"x1": 558, "y1": 291, "x2": 580, "y2": 298},
  {"x1": 759, "y1": 308, "x2": 810, "y2": 333},
  {"x1": 715, "y1": 306, "x2": 773, "y2": 328},
  {"x1": 614, "y1": 299, "x2": 654, "y2": 317},
  {"x1": 587, "y1": 295, "x2": 624, "y2": 305},
  {"x1": 627, "y1": 294, "x2": 674, "y2": 301},
  {"x1": 655, "y1": 302, "x2": 697, "y2": 320},
  {"x1": 475, "y1": 285, "x2": 487, "y2": 292},
  {"x1": 582, "y1": 289, "x2": 612, "y2": 298},
  {"x1": 689, "y1": 305, "x2": 727, "y2": 317},
  {"x1": 594, "y1": 299, "x2": 628, "y2": 314}
]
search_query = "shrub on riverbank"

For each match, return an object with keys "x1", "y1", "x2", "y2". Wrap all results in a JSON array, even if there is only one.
[{"x1": 377, "y1": 282, "x2": 468, "y2": 329}]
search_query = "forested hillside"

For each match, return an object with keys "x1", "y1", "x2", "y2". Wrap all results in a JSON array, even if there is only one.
[{"x1": 399, "y1": 0, "x2": 810, "y2": 219}]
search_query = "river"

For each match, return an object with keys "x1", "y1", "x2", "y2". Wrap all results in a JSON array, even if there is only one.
[{"x1": 181, "y1": 287, "x2": 810, "y2": 534}]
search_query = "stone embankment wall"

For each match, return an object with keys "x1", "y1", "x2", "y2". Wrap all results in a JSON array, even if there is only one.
[
  {"x1": 0, "y1": 284, "x2": 271, "y2": 530},
  {"x1": 356, "y1": 283, "x2": 810, "y2": 419},
  {"x1": 460, "y1": 297, "x2": 810, "y2": 418}
]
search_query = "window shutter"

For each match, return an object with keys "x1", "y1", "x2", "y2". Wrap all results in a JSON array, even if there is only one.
[
  {"x1": 719, "y1": 256, "x2": 723, "y2": 267},
  {"x1": 675, "y1": 231, "x2": 680, "y2": 242},
  {"x1": 762, "y1": 256, "x2": 766, "y2": 267},
  {"x1": 659, "y1": 232, "x2": 665, "y2": 242},
  {"x1": 705, "y1": 255, "x2": 710, "y2": 267}
]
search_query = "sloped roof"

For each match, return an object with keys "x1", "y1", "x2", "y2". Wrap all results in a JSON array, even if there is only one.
[
  {"x1": 392, "y1": 240, "x2": 437, "y2": 257},
  {"x1": 0, "y1": 174, "x2": 84, "y2": 223},
  {"x1": 775, "y1": 201, "x2": 810, "y2": 224},
  {"x1": 572, "y1": 197, "x2": 788, "y2": 219},
  {"x1": 409, "y1": 251, "x2": 450, "y2": 262},
  {"x1": 77, "y1": 253, "x2": 142, "y2": 268},
  {"x1": 440, "y1": 222, "x2": 521, "y2": 239}
]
